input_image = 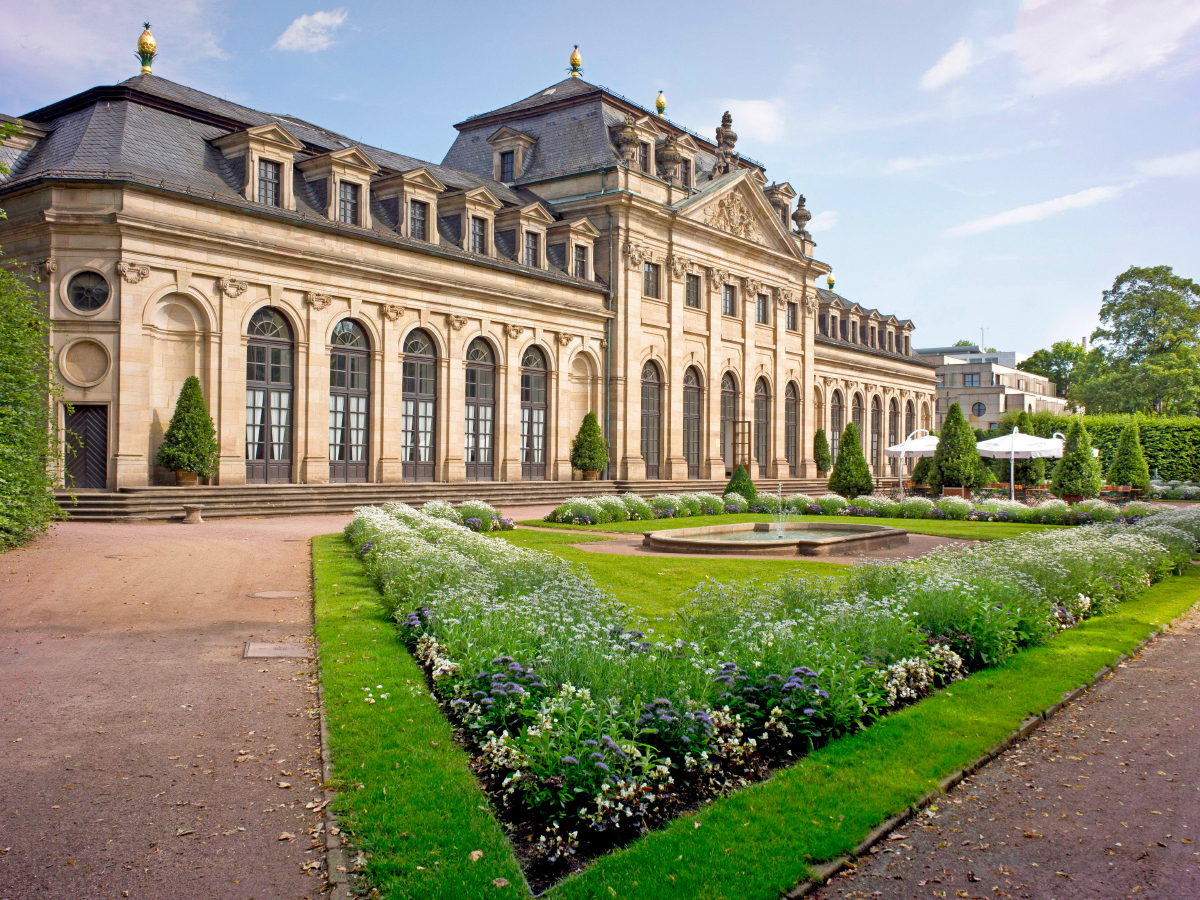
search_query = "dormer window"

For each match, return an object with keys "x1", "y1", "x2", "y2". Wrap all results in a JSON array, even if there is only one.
[
  {"x1": 471, "y1": 216, "x2": 488, "y2": 254},
  {"x1": 410, "y1": 200, "x2": 428, "y2": 241},
  {"x1": 574, "y1": 245, "x2": 588, "y2": 279},
  {"x1": 870, "y1": 326, "x2": 876, "y2": 348},
  {"x1": 680, "y1": 158, "x2": 691, "y2": 188},
  {"x1": 525, "y1": 231, "x2": 540, "y2": 268},
  {"x1": 258, "y1": 159, "x2": 281, "y2": 207},
  {"x1": 500, "y1": 151, "x2": 515, "y2": 183},
  {"x1": 339, "y1": 182, "x2": 360, "y2": 225},
  {"x1": 887, "y1": 331, "x2": 894, "y2": 352},
  {"x1": 638, "y1": 142, "x2": 650, "y2": 173}
]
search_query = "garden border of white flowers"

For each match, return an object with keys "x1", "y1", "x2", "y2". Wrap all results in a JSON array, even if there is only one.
[
  {"x1": 340, "y1": 500, "x2": 1200, "y2": 889},
  {"x1": 542, "y1": 491, "x2": 1161, "y2": 527}
]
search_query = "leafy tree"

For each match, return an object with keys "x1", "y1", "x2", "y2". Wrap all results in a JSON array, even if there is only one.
[
  {"x1": 1092, "y1": 265, "x2": 1200, "y2": 363},
  {"x1": 724, "y1": 464, "x2": 757, "y2": 502},
  {"x1": 1050, "y1": 418, "x2": 1103, "y2": 500},
  {"x1": 911, "y1": 455, "x2": 933, "y2": 485},
  {"x1": 813, "y1": 428, "x2": 832, "y2": 473},
  {"x1": 930, "y1": 402, "x2": 981, "y2": 489},
  {"x1": 1105, "y1": 418, "x2": 1150, "y2": 491},
  {"x1": 569, "y1": 411, "x2": 608, "y2": 473},
  {"x1": 952, "y1": 339, "x2": 974, "y2": 347},
  {"x1": 1018, "y1": 341, "x2": 1087, "y2": 400},
  {"x1": 827, "y1": 422, "x2": 873, "y2": 499},
  {"x1": 155, "y1": 377, "x2": 218, "y2": 477}
]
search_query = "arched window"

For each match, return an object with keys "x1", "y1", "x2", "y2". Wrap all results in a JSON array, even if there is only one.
[
  {"x1": 905, "y1": 400, "x2": 916, "y2": 473},
  {"x1": 521, "y1": 346, "x2": 548, "y2": 480},
  {"x1": 888, "y1": 399, "x2": 900, "y2": 476},
  {"x1": 852, "y1": 393, "x2": 865, "y2": 433},
  {"x1": 754, "y1": 378, "x2": 770, "y2": 478},
  {"x1": 246, "y1": 308, "x2": 293, "y2": 483},
  {"x1": 401, "y1": 329, "x2": 437, "y2": 482},
  {"x1": 815, "y1": 388, "x2": 825, "y2": 441},
  {"x1": 683, "y1": 367, "x2": 702, "y2": 479},
  {"x1": 640, "y1": 361, "x2": 662, "y2": 479},
  {"x1": 871, "y1": 396, "x2": 883, "y2": 473},
  {"x1": 464, "y1": 338, "x2": 495, "y2": 482},
  {"x1": 830, "y1": 390, "x2": 844, "y2": 461},
  {"x1": 329, "y1": 319, "x2": 370, "y2": 483},
  {"x1": 785, "y1": 383, "x2": 799, "y2": 477},
  {"x1": 922, "y1": 402, "x2": 931, "y2": 432},
  {"x1": 720, "y1": 373, "x2": 738, "y2": 475}
]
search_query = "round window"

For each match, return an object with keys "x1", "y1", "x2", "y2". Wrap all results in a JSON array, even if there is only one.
[
  {"x1": 971, "y1": 402, "x2": 986, "y2": 417},
  {"x1": 67, "y1": 271, "x2": 111, "y2": 312}
]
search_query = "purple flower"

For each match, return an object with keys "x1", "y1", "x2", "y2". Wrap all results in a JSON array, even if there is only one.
[
  {"x1": 594, "y1": 761, "x2": 610, "y2": 772},
  {"x1": 561, "y1": 756, "x2": 578, "y2": 766},
  {"x1": 803, "y1": 708, "x2": 815, "y2": 716}
]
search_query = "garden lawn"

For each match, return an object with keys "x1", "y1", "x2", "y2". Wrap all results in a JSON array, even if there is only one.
[
  {"x1": 492, "y1": 529, "x2": 842, "y2": 623},
  {"x1": 313, "y1": 535, "x2": 1200, "y2": 900},
  {"x1": 519, "y1": 513, "x2": 1058, "y2": 541}
]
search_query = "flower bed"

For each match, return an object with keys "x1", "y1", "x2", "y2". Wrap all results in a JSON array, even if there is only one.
[
  {"x1": 344, "y1": 501, "x2": 1200, "y2": 887},
  {"x1": 1149, "y1": 478, "x2": 1200, "y2": 500},
  {"x1": 545, "y1": 492, "x2": 1160, "y2": 527}
]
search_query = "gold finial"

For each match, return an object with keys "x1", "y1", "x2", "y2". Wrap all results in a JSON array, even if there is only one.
[
  {"x1": 569, "y1": 45, "x2": 582, "y2": 77},
  {"x1": 656, "y1": 91, "x2": 667, "y2": 117},
  {"x1": 137, "y1": 22, "x2": 157, "y2": 75},
  {"x1": 826, "y1": 273, "x2": 836, "y2": 290}
]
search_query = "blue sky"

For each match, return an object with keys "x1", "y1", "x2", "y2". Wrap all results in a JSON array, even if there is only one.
[{"x1": 5, "y1": 0, "x2": 1200, "y2": 353}]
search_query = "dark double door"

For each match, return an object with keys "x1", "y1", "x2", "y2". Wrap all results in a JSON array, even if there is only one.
[
  {"x1": 329, "y1": 348, "x2": 369, "y2": 483},
  {"x1": 65, "y1": 404, "x2": 108, "y2": 489}
]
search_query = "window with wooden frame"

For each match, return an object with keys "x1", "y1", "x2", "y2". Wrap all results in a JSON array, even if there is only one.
[
  {"x1": 574, "y1": 245, "x2": 588, "y2": 279},
  {"x1": 524, "y1": 231, "x2": 540, "y2": 268},
  {"x1": 722, "y1": 284, "x2": 737, "y2": 316},
  {"x1": 409, "y1": 200, "x2": 428, "y2": 241},
  {"x1": 685, "y1": 273, "x2": 701, "y2": 308},
  {"x1": 258, "y1": 159, "x2": 281, "y2": 207},
  {"x1": 338, "y1": 181, "x2": 360, "y2": 225},
  {"x1": 470, "y1": 216, "x2": 488, "y2": 254},
  {"x1": 642, "y1": 261, "x2": 661, "y2": 298},
  {"x1": 756, "y1": 293, "x2": 770, "y2": 325},
  {"x1": 499, "y1": 150, "x2": 515, "y2": 182}
]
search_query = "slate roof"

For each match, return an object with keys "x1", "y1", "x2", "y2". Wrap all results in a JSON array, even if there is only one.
[{"x1": 817, "y1": 287, "x2": 913, "y2": 328}]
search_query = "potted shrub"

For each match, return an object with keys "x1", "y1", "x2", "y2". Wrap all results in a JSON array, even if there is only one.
[
  {"x1": 155, "y1": 376, "x2": 218, "y2": 486},
  {"x1": 570, "y1": 412, "x2": 608, "y2": 480},
  {"x1": 813, "y1": 428, "x2": 832, "y2": 477},
  {"x1": 1106, "y1": 417, "x2": 1151, "y2": 493},
  {"x1": 724, "y1": 464, "x2": 757, "y2": 502},
  {"x1": 827, "y1": 422, "x2": 873, "y2": 500},
  {"x1": 1051, "y1": 418, "x2": 1103, "y2": 504},
  {"x1": 930, "y1": 403, "x2": 981, "y2": 499}
]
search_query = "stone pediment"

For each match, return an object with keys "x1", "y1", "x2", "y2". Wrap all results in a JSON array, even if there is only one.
[{"x1": 680, "y1": 174, "x2": 798, "y2": 255}]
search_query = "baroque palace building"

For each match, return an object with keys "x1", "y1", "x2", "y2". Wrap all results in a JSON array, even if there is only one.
[{"x1": 0, "y1": 32, "x2": 935, "y2": 490}]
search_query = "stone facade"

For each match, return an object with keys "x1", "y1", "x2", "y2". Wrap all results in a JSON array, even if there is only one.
[{"x1": 0, "y1": 69, "x2": 936, "y2": 489}]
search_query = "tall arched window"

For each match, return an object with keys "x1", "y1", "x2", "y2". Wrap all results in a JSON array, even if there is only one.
[
  {"x1": 521, "y1": 346, "x2": 548, "y2": 480},
  {"x1": 721, "y1": 373, "x2": 738, "y2": 475},
  {"x1": 830, "y1": 390, "x2": 844, "y2": 461},
  {"x1": 785, "y1": 383, "x2": 799, "y2": 477},
  {"x1": 852, "y1": 393, "x2": 865, "y2": 433},
  {"x1": 329, "y1": 319, "x2": 370, "y2": 483},
  {"x1": 815, "y1": 388, "x2": 825, "y2": 441},
  {"x1": 905, "y1": 400, "x2": 916, "y2": 474},
  {"x1": 683, "y1": 367, "x2": 702, "y2": 479},
  {"x1": 754, "y1": 378, "x2": 770, "y2": 478},
  {"x1": 640, "y1": 361, "x2": 662, "y2": 479},
  {"x1": 888, "y1": 399, "x2": 900, "y2": 476},
  {"x1": 402, "y1": 329, "x2": 437, "y2": 482},
  {"x1": 246, "y1": 308, "x2": 293, "y2": 484},
  {"x1": 870, "y1": 396, "x2": 882, "y2": 472},
  {"x1": 464, "y1": 338, "x2": 495, "y2": 482}
]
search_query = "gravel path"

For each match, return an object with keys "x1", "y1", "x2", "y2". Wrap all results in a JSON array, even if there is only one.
[
  {"x1": 0, "y1": 515, "x2": 349, "y2": 900},
  {"x1": 812, "y1": 605, "x2": 1200, "y2": 900}
]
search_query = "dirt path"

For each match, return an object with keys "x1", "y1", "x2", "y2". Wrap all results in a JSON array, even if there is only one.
[
  {"x1": 812, "y1": 605, "x2": 1200, "y2": 900},
  {"x1": 0, "y1": 515, "x2": 349, "y2": 900}
]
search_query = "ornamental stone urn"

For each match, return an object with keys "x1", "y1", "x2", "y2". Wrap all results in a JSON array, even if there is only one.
[
  {"x1": 583, "y1": 470, "x2": 600, "y2": 481},
  {"x1": 174, "y1": 469, "x2": 199, "y2": 487}
]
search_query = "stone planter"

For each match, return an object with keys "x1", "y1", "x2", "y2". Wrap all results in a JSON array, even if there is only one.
[
  {"x1": 174, "y1": 469, "x2": 199, "y2": 487},
  {"x1": 583, "y1": 470, "x2": 600, "y2": 481},
  {"x1": 941, "y1": 486, "x2": 971, "y2": 500}
]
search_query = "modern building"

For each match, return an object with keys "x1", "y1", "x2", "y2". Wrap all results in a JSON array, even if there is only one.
[
  {"x1": 0, "y1": 30, "x2": 936, "y2": 491},
  {"x1": 916, "y1": 345, "x2": 1067, "y2": 431}
]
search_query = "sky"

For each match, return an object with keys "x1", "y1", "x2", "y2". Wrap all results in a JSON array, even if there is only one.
[{"x1": 3, "y1": 0, "x2": 1199, "y2": 354}]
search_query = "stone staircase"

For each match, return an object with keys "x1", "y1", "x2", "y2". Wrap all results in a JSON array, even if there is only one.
[{"x1": 55, "y1": 477, "x2": 832, "y2": 522}]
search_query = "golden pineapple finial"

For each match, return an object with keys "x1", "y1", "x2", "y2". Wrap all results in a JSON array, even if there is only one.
[
  {"x1": 137, "y1": 23, "x2": 157, "y2": 74},
  {"x1": 827, "y1": 273, "x2": 836, "y2": 290},
  {"x1": 569, "y1": 45, "x2": 582, "y2": 77},
  {"x1": 655, "y1": 90, "x2": 666, "y2": 117}
]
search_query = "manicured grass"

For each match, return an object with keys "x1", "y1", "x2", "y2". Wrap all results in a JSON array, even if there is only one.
[
  {"x1": 492, "y1": 529, "x2": 843, "y2": 623},
  {"x1": 313, "y1": 534, "x2": 1200, "y2": 900},
  {"x1": 520, "y1": 513, "x2": 1059, "y2": 541}
]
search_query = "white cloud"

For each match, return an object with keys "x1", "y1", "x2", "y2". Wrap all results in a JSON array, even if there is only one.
[
  {"x1": 807, "y1": 210, "x2": 838, "y2": 232},
  {"x1": 273, "y1": 9, "x2": 348, "y2": 52},
  {"x1": 920, "y1": 38, "x2": 978, "y2": 90},
  {"x1": 721, "y1": 99, "x2": 785, "y2": 143},
  {"x1": 1014, "y1": 0, "x2": 1200, "y2": 93},
  {"x1": 885, "y1": 141, "x2": 1055, "y2": 173},
  {"x1": 1139, "y1": 149, "x2": 1200, "y2": 177},
  {"x1": 946, "y1": 182, "x2": 1135, "y2": 236}
]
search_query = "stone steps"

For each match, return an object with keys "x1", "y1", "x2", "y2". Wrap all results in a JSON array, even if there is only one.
[{"x1": 55, "y1": 477, "x2": 834, "y2": 522}]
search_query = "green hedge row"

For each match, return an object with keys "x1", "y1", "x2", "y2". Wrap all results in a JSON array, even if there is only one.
[{"x1": 1000, "y1": 410, "x2": 1200, "y2": 481}]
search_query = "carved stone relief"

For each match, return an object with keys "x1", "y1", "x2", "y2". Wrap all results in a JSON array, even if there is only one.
[
  {"x1": 703, "y1": 193, "x2": 760, "y2": 243},
  {"x1": 503, "y1": 323, "x2": 525, "y2": 339},
  {"x1": 554, "y1": 331, "x2": 574, "y2": 347},
  {"x1": 381, "y1": 303, "x2": 404, "y2": 322},
  {"x1": 621, "y1": 241, "x2": 653, "y2": 269},
  {"x1": 32, "y1": 259, "x2": 57, "y2": 281},
  {"x1": 445, "y1": 314, "x2": 467, "y2": 331},
  {"x1": 305, "y1": 292, "x2": 333, "y2": 310},
  {"x1": 219, "y1": 275, "x2": 249, "y2": 298},
  {"x1": 116, "y1": 262, "x2": 151, "y2": 284}
]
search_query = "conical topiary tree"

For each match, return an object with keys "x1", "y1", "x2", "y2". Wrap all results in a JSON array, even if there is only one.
[
  {"x1": 1051, "y1": 418, "x2": 1103, "y2": 501},
  {"x1": 828, "y1": 422, "x2": 874, "y2": 499},
  {"x1": 931, "y1": 402, "x2": 981, "y2": 489},
  {"x1": 570, "y1": 411, "x2": 608, "y2": 475},
  {"x1": 725, "y1": 464, "x2": 757, "y2": 502},
  {"x1": 156, "y1": 376, "x2": 218, "y2": 478},
  {"x1": 813, "y1": 428, "x2": 832, "y2": 474},
  {"x1": 1105, "y1": 417, "x2": 1150, "y2": 491}
]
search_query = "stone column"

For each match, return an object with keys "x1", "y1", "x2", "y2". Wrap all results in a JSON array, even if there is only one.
[
  {"x1": 799, "y1": 289, "x2": 818, "y2": 477},
  {"x1": 299, "y1": 295, "x2": 328, "y2": 484},
  {"x1": 618, "y1": 234, "x2": 648, "y2": 480},
  {"x1": 377, "y1": 303, "x2": 403, "y2": 483},
  {"x1": 499, "y1": 324, "x2": 523, "y2": 481},
  {"x1": 114, "y1": 266, "x2": 150, "y2": 487},
  {"x1": 704, "y1": 267, "x2": 726, "y2": 479},
  {"x1": 217, "y1": 282, "x2": 248, "y2": 485},
  {"x1": 739, "y1": 277, "x2": 755, "y2": 476},
  {"x1": 664, "y1": 256, "x2": 688, "y2": 480},
  {"x1": 444, "y1": 314, "x2": 467, "y2": 482},
  {"x1": 551, "y1": 332, "x2": 573, "y2": 481}
]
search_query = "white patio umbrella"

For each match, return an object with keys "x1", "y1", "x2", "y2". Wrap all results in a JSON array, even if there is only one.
[
  {"x1": 1043, "y1": 432, "x2": 1101, "y2": 459},
  {"x1": 976, "y1": 428, "x2": 1063, "y2": 501},
  {"x1": 884, "y1": 429, "x2": 939, "y2": 498}
]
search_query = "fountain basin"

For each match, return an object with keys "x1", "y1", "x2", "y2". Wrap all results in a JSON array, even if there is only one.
[{"x1": 642, "y1": 521, "x2": 909, "y2": 557}]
